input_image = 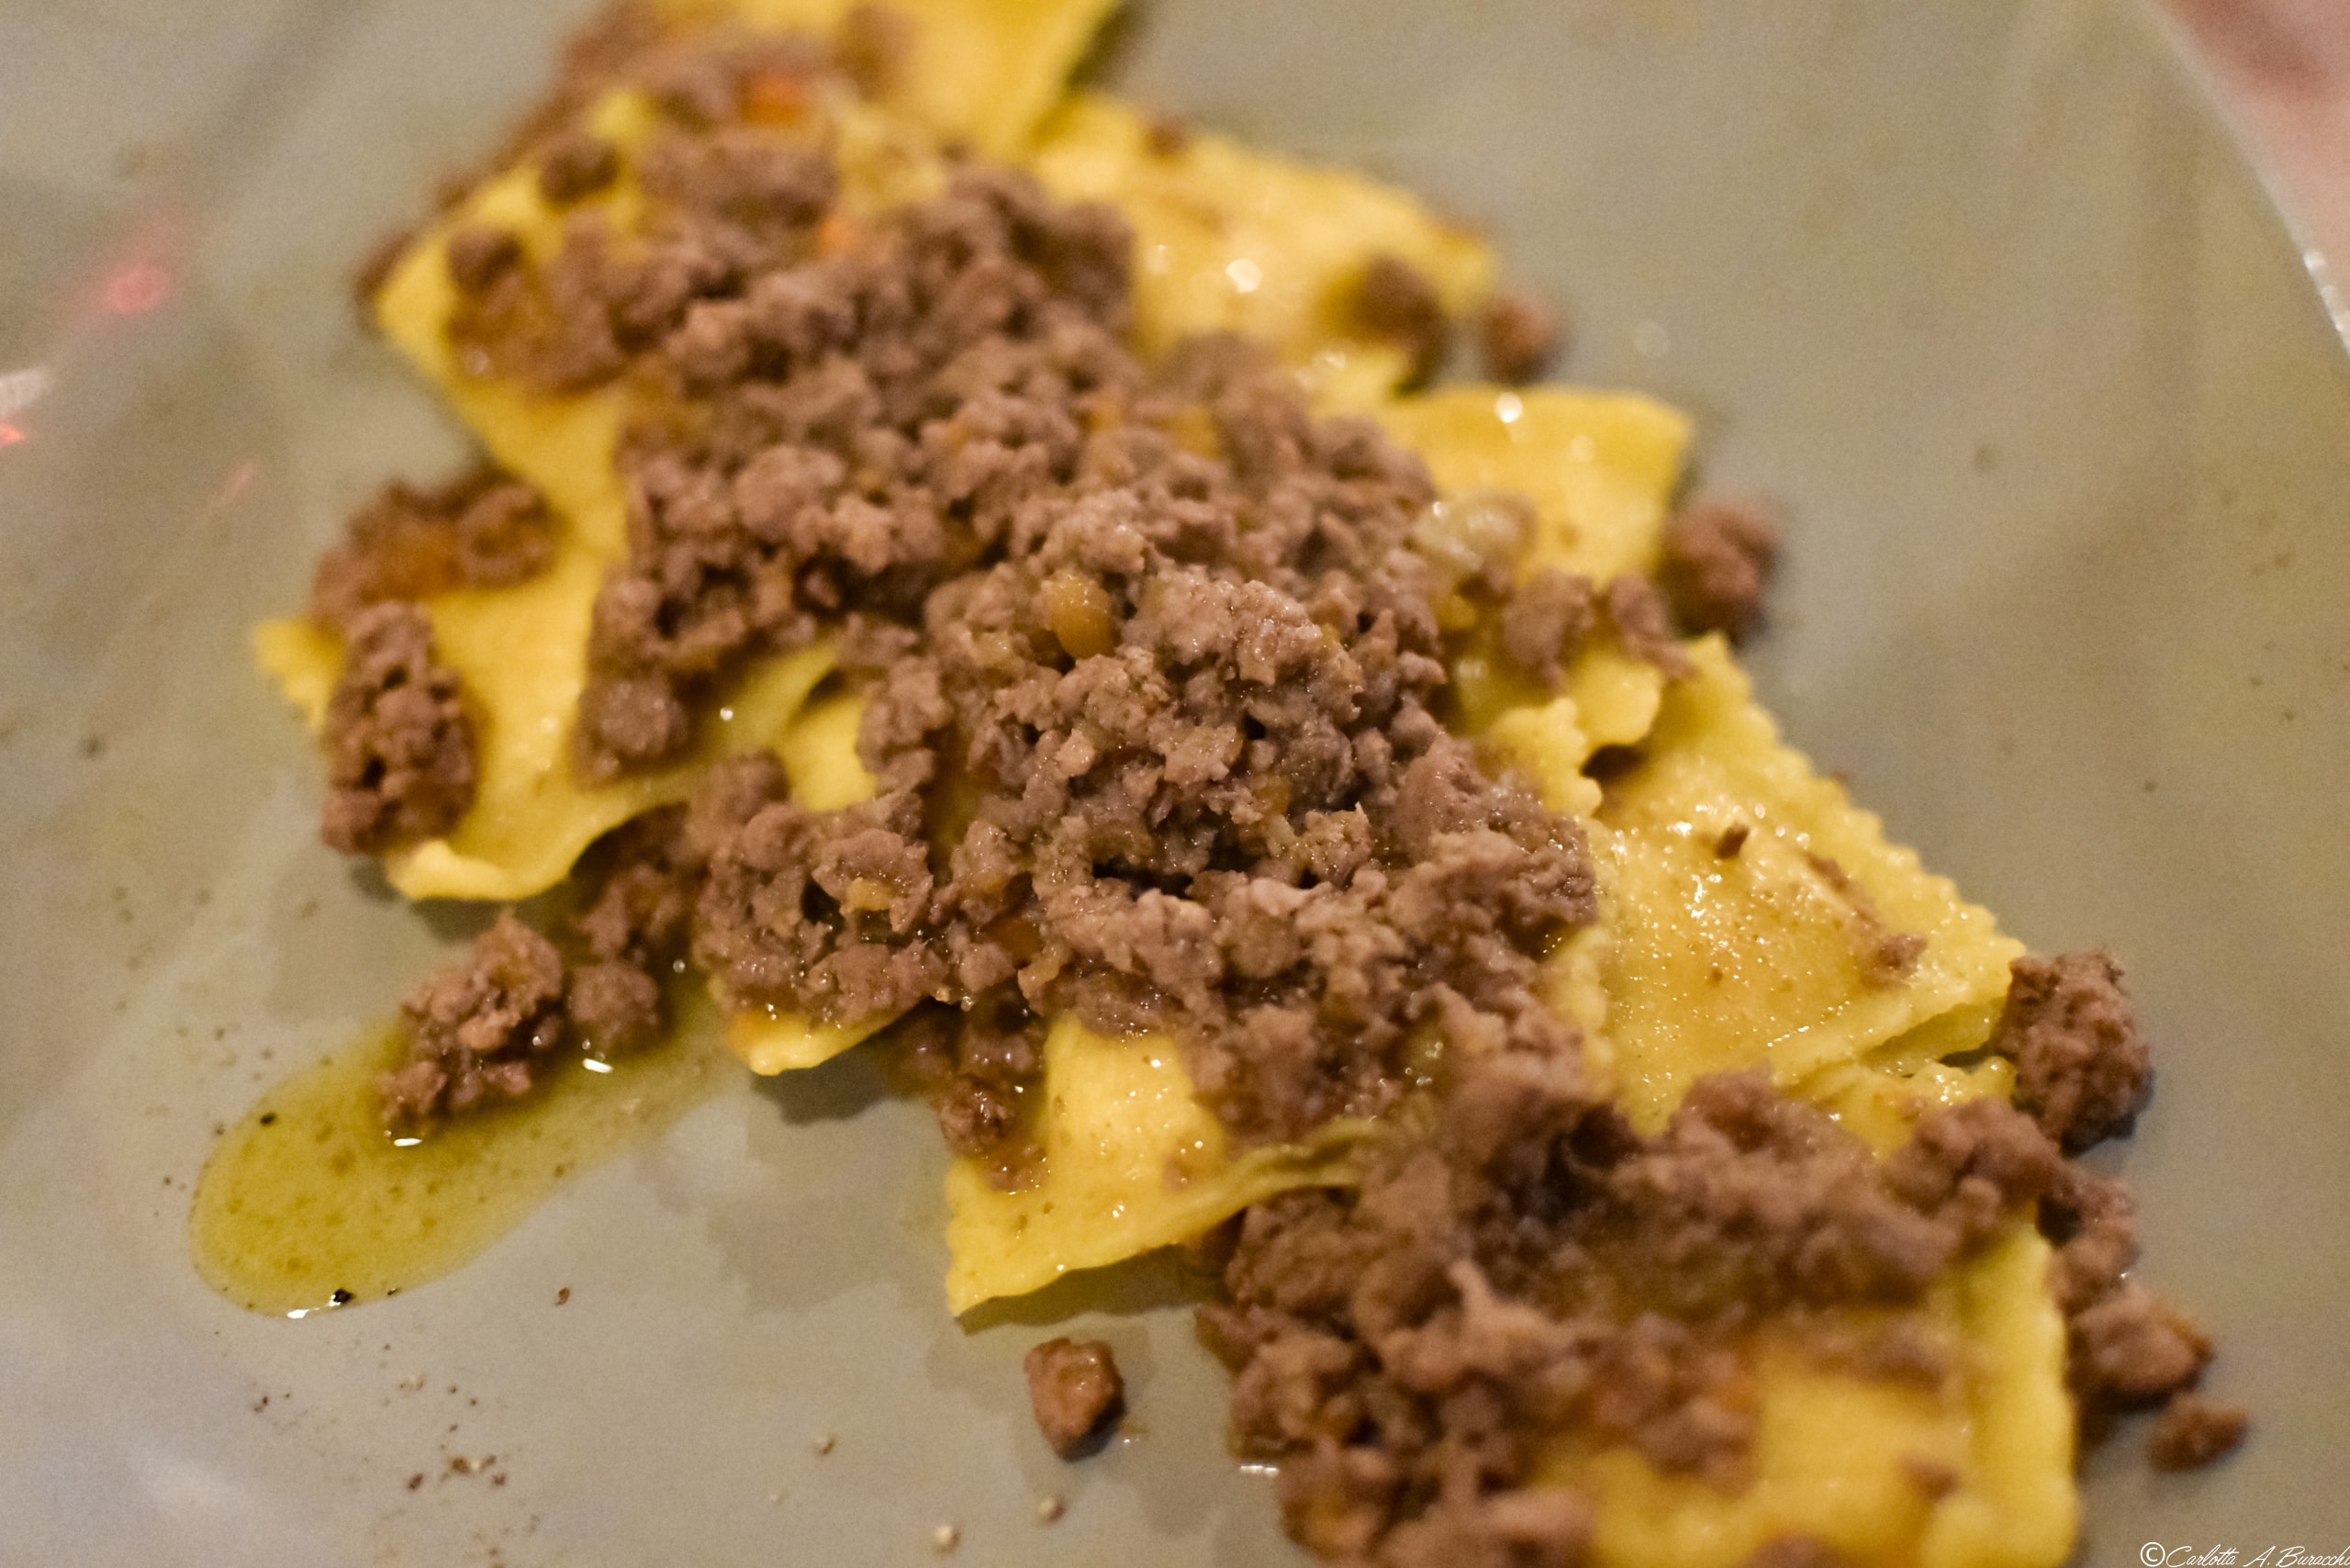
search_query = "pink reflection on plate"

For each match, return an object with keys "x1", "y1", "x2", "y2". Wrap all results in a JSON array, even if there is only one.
[{"x1": 102, "y1": 262, "x2": 174, "y2": 317}]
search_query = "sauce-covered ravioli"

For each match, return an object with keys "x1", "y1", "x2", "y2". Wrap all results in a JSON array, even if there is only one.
[{"x1": 232, "y1": 6, "x2": 2201, "y2": 1564}]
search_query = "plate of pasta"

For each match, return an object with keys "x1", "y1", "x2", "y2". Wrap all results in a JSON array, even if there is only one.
[{"x1": 1, "y1": 1, "x2": 2344, "y2": 1563}]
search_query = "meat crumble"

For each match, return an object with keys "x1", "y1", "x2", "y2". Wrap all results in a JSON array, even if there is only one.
[
  {"x1": 379, "y1": 912, "x2": 566, "y2": 1123},
  {"x1": 1658, "y1": 498, "x2": 1777, "y2": 643},
  {"x1": 537, "y1": 129, "x2": 621, "y2": 206},
  {"x1": 1476, "y1": 291, "x2": 1562, "y2": 386},
  {"x1": 377, "y1": 805, "x2": 719, "y2": 1126},
  {"x1": 1024, "y1": 1337, "x2": 1126, "y2": 1459},
  {"x1": 1200, "y1": 1064, "x2": 2076, "y2": 1564},
  {"x1": 1495, "y1": 568, "x2": 1596, "y2": 687},
  {"x1": 1990, "y1": 949, "x2": 2152, "y2": 1152},
  {"x1": 309, "y1": 467, "x2": 555, "y2": 631},
  {"x1": 1351, "y1": 254, "x2": 1453, "y2": 387},
  {"x1": 2148, "y1": 1392, "x2": 2250, "y2": 1472},
  {"x1": 1599, "y1": 575, "x2": 1694, "y2": 679},
  {"x1": 319, "y1": 601, "x2": 476, "y2": 856}
]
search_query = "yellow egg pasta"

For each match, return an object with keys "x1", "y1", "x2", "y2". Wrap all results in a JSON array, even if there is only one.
[
  {"x1": 1482, "y1": 643, "x2": 1673, "y2": 820},
  {"x1": 1028, "y1": 92, "x2": 1494, "y2": 409},
  {"x1": 1378, "y1": 385, "x2": 1693, "y2": 584},
  {"x1": 1593, "y1": 638, "x2": 2022, "y2": 1128},
  {"x1": 775, "y1": 690, "x2": 878, "y2": 812},
  {"x1": 1545, "y1": 1225, "x2": 2074, "y2": 1568},
  {"x1": 370, "y1": 89, "x2": 656, "y2": 560},
  {"x1": 1485, "y1": 696, "x2": 1605, "y2": 819},
  {"x1": 258, "y1": 583, "x2": 836, "y2": 902},
  {"x1": 944, "y1": 1017, "x2": 1366, "y2": 1313},
  {"x1": 698, "y1": 0, "x2": 1120, "y2": 159},
  {"x1": 727, "y1": 1008, "x2": 895, "y2": 1075}
]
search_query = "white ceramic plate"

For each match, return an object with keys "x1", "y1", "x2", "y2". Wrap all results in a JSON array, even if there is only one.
[{"x1": 4, "y1": 1, "x2": 2345, "y2": 1562}]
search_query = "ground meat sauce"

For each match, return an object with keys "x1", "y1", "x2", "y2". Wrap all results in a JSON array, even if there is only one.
[
  {"x1": 579, "y1": 158, "x2": 1123, "y2": 778},
  {"x1": 1202, "y1": 984, "x2": 2227, "y2": 1564},
  {"x1": 1659, "y1": 498, "x2": 1778, "y2": 643},
  {"x1": 310, "y1": 468, "x2": 556, "y2": 631},
  {"x1": 1496, "y1": 568, "x2": 1596, "y2": 687},
  {"x1": 418, "y1": 73, "x2": 1597, "y2": 1148},
  {"x1": 319, "y1": 602, "x2": 477, "y2": 856},
  {"x1": 1200, "y1": 1069, "x2": 2055, "y2": 1562},
  {"x1": 1024, "y1": 1336, "x2": 1127, "y2": 1459},
  {"x1": 2148, "y1": 1391, "x2": 2250, "y2": 1471},
  {"x1": 1350, "y1": 254, "x2": 1453, "y2": 388},
  {"x1": 670, "y1": 313, "x2": 1598, "y2": 1148},
  {"x1": 1989, "y1": 949, "x2": 2152, "y2": 1152},
  {"x1": 337, "y1": 17, "x2": 2237, "y2": 1560},
  {"x1": 1476, "y1": 291, "x2": 1562, "y2": 386},
  {"x1": 377, "y1": 803, "x2": 719, "y2": 1126},
  {"x1": 1599, "y1": 574, "x2": 1695, "y2": 680},
  {"x1": 309, "y1": 470, "x2": 557, "y2": 858}
]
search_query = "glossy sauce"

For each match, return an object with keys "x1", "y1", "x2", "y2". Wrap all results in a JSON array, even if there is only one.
[{"x1": 190, "y1": 991, "x2": 733, "y2": 1316}]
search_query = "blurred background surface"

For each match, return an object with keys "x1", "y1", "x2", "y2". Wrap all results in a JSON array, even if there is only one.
[{"x1": 2170, "y1": 0, "x2": 2350, "y2": 313}]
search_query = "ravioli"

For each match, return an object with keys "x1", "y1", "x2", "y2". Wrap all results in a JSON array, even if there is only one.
[
  {"x1": 944, "y1": 1017, "x2": 1365, "y2": 1313},
  {"x1": 369, "y1": 87, "x2": 657, "y2": 560},
  {"x1": 263, "y1": 0, "x2": 1102, "y2": 901},
  {"x1": 918, "y1": 385, "x2": 1687, "y2": 1311},
  {"x1": 258, "y1": 595, "x2": 835, "y2": 902},
  {"x1": 1593, "y1": 639, "x2": 2023, "y2": 1129},
  {"x1": 1379, "y1": 385, "x2": 1694, "y2": 584},
  {"x1": 1029, "y1": 92, "x2": 1495, "y2": 409},
  {"x1": 1544, "y1": 1226, "x2": 2076, "y2": 1568}
]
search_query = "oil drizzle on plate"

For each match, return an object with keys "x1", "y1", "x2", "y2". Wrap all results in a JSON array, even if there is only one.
[{"x1": 191, "y1": 989, "x2": 733, "y2": 1316}]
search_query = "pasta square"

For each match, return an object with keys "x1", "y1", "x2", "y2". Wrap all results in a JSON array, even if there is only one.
[
  {"x1": 1593, "y1": 639, "x2": 2023, "y2": 1127},
  {"x1": 259, "y1": 599, "x2": 835, "y2": 902},
  {"x1": 1543, "y1": 1226, "x2": 2075, "y2": 1568},
  {"x1": 1029, "y1": 93, "x2": 1494, "y2": 408},
  {"x1": 944, "y1": 1018, "x2": 1363, "y2": 1313},
  {"x1": 1378, "y1": 386, "x2": 1692, "y2": 584}
]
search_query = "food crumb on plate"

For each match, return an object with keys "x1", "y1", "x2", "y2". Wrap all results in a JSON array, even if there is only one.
[{"x1": 1024, "y1": 1337, "x2": 1125, "y2": 1460}]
